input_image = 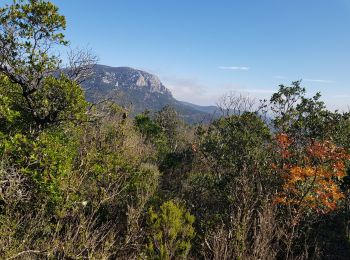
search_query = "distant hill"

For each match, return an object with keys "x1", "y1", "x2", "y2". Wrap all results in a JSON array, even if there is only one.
[{"x1": 81, "y1": 64, "x2": 218, "y2": 123}]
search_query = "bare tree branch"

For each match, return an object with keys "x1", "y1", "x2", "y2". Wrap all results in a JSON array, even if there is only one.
[{"x1": 64, "y1": 47, "x2": 99, "y2": 84}]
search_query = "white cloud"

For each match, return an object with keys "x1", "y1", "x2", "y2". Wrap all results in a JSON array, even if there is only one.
[
  {"x1": 218, "y1": 66, "x2": 250, "y2": 71},
  {"x1": 304, "y1": 79, "x2": 335, "y2": 83}
]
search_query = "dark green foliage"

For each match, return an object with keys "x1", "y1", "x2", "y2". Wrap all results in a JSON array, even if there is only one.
[
  {"x1": 185, "y1": 112, "x2": 276, "y2": 230},
  {"x1": 198, "y1": 112, "x2": 271, "y2": 172},
  {"x1": 135, "y1": 111, "x2": 163, "y2": 140},
  {"x1": 270, "y1": 81, "x2": 350, "y2": 145},
  {"x1": 135, "y1": 110, "x2": 169, "y2": 157},
  {"x1": 0, "y1": 74, "x2": 88, "y2": 133}
]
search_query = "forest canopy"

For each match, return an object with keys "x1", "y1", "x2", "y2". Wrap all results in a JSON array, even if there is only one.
[{"x1": 0, "y1": 1, "x2": 350, "y2": 259}]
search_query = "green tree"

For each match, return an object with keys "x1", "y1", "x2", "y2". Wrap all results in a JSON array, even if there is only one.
[
  {"x1": 0, "y1": 0, "x2": 87, "y2": 201},
  {"x1": 0, "y1": 0, "x2": 87, "y2": 130},
  {"x1": 268, "y1": 82, "x2": 350, "y2": 258},
  {"x1": 183, "y1": 111, "x2": 281, "y2": 259},
  {"x1": 0, "y1": 73, "x2": 87, "y2": 133},
  {"x1": 135, "y1": 111, "x2": 170, "y2": 160},
  {"x1": 270, "y1": 81, "x2": 350, "y2": 144},
  {"x1": 0, "y1": 0, "x2": 67, "y2": 82},
  {"x1": 156, "y1": 106, "x2": 185, "y2": 153},
  {"x1": 145, "y1": 201, "x2": 195, "y2": 260}
]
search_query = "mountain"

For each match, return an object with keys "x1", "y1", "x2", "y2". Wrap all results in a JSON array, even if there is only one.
[{"x1": 81, "y1": 64, "x2": 217, "y2": 123}]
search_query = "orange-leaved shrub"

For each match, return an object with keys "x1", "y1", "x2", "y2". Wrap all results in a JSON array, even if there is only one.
[{"x1": 274, "y1": 133, "x2": 350, "y2": 214}]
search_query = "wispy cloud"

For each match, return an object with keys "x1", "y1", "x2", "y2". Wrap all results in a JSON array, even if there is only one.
[
  {"x1": 219, "y1": 66, "x2": 250, "y2": 71},
  {"x1": 304, "y1": 79, "x2": 335, "y2": 83}
]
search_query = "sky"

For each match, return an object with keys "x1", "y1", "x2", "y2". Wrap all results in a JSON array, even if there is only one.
[{"x1": 49, "y1": 0, "x2": 350, "y2": 110}]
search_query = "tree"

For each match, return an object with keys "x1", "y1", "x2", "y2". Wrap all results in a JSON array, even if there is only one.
[
  {"x1": 155, "y1": 106, "x2": 185, "y2": 153},
  {"x1": 269, "y1": 81, "x2": 350, "y2": 144},
  {"x1": 0, "y1": 1, "x2": 89, "y2": 200},
  {"x1": 183, "y1": 111, "x2": 282, "y2": 259},
  {"x1": 0, "y1": 0, "x2": 67, "y2": 94},
  {"x1": 0, "y1": 0, "x2": 88, "y2": 130},
  {"x1": 0, "y1": 0, "x2": 67, "y2": 70},
  {"x1": 0, "y1": 73, "x2": 87, "y2": 133},
  {"x1": 268, "y1": 83, "x2": 350, "y2": 258},
  {"x1": 134, "y1": 110, "x2": 169, "y2": 160},
  {"x1": 197, "y1": 112, "x2": 271, "y2": 177},
  {"x1": 274, "y1": 134, "x2": 349, "y2": 214},
  {"x1": 0, "y1": 0, "x2": 87, "y2": 197}
]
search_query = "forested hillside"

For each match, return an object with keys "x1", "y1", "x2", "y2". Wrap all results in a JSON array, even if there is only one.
[{"x1": 0, "y1": 1, "x2": 350, "y2": 259}]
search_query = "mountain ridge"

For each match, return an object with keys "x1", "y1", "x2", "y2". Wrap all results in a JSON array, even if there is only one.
[{"x1": 81, "y1": 64, "x2": 217, "y2": 123}]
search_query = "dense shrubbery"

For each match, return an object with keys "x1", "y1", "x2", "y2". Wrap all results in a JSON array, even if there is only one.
[{"x1": 0, "y1": 1, "x2": 350, "y2": 259}]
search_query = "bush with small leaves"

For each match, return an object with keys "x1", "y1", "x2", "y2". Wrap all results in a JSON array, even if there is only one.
[{"x1": 145, "y1": 201, "x2": 195, "y2": 259}]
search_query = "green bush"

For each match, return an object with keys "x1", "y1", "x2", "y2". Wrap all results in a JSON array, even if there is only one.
[{"x1": 145, "y1": 201, "x2": 195, "y2": 259}]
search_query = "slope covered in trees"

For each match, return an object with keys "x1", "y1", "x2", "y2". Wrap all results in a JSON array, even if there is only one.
[{"x1": 0, "y1": 1, "x2": 350, "y2": 259}]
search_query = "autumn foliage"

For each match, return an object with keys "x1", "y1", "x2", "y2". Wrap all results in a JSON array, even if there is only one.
[{"x1": 274, "y1": 133, "x2": 350, "y2": 214}]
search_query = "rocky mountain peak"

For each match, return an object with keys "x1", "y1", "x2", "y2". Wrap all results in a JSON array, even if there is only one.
[
  {"x1": 88, "y1": 65, "x2": 172, "y2": 96},
  {"x1": 81, "y1": 64, "x2": 217, "y2": 123}
]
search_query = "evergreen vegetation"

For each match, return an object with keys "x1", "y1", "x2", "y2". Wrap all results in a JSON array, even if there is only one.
[{"x1": 0, "y1": 1, "x2": 349, "y2": 259}]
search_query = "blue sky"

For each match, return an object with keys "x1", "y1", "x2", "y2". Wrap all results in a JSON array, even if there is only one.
[{"x1": 50, "y1": 0, "x2": 350, "y2": 110}]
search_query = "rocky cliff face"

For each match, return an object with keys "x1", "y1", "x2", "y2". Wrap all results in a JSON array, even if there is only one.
[
  {"x1": 84, "y1": 65, "x2": 171, "y2": 98},
  {"x1": 81, "y1": 64, "x2": 217, "y2": 123}
]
